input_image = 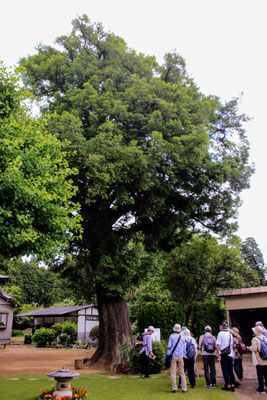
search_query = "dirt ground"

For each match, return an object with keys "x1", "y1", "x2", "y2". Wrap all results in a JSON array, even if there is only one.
[
  {"x1": 0, "y1": 343, "x2": 261, "y2": 399},
  {"x1": 0, "y1": 343, "x2": 99, "y2": 376}
]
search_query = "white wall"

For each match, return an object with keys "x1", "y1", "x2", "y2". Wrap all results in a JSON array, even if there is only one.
[
  {"x1": 0, "y1": 299, "x2": 14, "y2": 344},
  {"x1": 77, "y1": 306, "x2": 99, "y2": 341}
]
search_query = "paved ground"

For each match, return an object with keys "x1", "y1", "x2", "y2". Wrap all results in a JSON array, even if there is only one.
[
  {"x1": 0, "y1": 343, "x2": 261, "y2": 399},
  {"x1": 212, "y1": 354, "x2": 260, "y2": 400}
]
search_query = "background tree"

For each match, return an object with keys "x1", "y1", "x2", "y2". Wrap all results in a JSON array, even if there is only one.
[
  {"x1": 164, "y1": 234, "x2": 261, "y2": 323},
  {"x1": 0, "y1": 258, "x2": 84, "y2": 307},
  {"x1": 241, "y1": 237, "x2": 266, "y2": 285},
  {"x1": 0, "y1": 62, "x2": 81, "y2": 260},
  {"x1": 127, "y1": 253, "x2": 171, "y2": 321},
  {"x1": 20, "y1": 16, "x2": 253, "y2": 369}
]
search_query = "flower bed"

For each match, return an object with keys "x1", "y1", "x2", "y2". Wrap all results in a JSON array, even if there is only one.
[{"x1": 38, "y1": 386, "x2": 87, "y2": 400}]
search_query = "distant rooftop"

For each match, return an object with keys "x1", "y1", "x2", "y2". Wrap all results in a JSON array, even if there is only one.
[
  {"x1": 0, "y1": 275, "x2": 10, "y2": 282},
  {"x1": 18, "y1": 305, "x2": 96, "y2": 317},
  {"x1": 218, "y1": 287, "x2": 267, "y2": 297}
]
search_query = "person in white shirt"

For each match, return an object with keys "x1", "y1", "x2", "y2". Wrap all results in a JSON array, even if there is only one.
[{"x1": 216, "y1": 322, "x2": 235, "y2": 392}]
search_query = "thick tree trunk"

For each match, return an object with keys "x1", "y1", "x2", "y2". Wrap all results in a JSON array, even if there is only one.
[{"x1": 90, "y1": 290, "x2": 133, "y2": 370}]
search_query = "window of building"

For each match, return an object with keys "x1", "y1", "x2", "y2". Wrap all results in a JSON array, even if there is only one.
[
  {"x1": 0, "y1": 312, "x2": 8, "y2": 328},
  {"x1": 86, "y1": 315, "x2": 99, "y2": 321}
]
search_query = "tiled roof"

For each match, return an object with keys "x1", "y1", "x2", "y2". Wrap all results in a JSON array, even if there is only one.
[
  {"x1": 218, "y1": 287, "x2": 267, "y2": 297},
  {"x1": 18, "y1": 305, "x2": 96, "y2": 317}
]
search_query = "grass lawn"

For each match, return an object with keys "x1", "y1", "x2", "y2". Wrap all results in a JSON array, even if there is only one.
[{"x1": 0, "y1": 374, "x2": 236, "y2": 400}]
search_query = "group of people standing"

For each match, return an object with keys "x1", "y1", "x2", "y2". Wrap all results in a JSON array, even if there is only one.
[{"x1": 139, "y1": 320, "x2": 267, "y2": 395}]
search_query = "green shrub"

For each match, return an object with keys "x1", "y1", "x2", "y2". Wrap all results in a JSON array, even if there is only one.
[
  {"x1": 51, "y1": 323, "x2": 63, "y2": 337},
  {"x1": 129, "y1": 340, "x2": 167, "y2": 374},
  {"x1": 190, "y1": 299, "x2": 226, "y2": 339},
  {"x1": 51, "y1": 321, "x2": 77, "y2": 342},
  {"x1": 59, "y1": 332, "x2": 71, "y2": 346},
  {"x1": 11, "y1": 329, "x2": 24, "y2": 337},
  {"x1": 32, "y1": 328, "x2": 55, "y2": 347},
  {"x1": 61, "y1": 321, "x2": 77, "y2": 336},
  {"x1": 137, "y1": 302, "x2": 185, "y2": 340},
  {"x1": 89, "y1": 325, "x2": 99, "y2": 341}
]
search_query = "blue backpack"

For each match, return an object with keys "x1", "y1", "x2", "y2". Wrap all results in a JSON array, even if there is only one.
[
  {"x1": 258, "y1": 337, "x2": 267, "y2": 360},
  {"x1": 186, "y1": 339, "x2": 196, "y2": 359}
]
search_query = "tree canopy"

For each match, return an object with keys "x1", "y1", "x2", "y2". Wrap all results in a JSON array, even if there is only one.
[
  {"x1": 163, "y1": 234, "x2": 263, "y2": 322},
  {"x1": 20, "y1": 16, "x2": 254, "y2": 368},
  {"x1": 0, "y1": 62, "x2": 81, "y2": 260}
]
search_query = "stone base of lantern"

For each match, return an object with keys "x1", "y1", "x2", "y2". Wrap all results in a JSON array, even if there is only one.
[{"x1": 53, "y1": 389, "x2": 72, "y2": 398}]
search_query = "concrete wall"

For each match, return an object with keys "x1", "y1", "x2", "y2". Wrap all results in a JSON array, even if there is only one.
[{"x1": 0, "y1": 298, "x2": 14, "y2": 345}]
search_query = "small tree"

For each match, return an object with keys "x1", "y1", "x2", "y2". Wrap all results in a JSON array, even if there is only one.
[
  {"x1": 32, "y1": 328, "x2": 55, "y2": 347},
  {"x1": 89, "y1": 325, "x2": 99, "y2": 341}
]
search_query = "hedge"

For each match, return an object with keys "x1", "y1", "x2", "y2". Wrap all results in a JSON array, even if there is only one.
[
  {"x1": 189, "y1": 299, "x2": 226, "y2": 339},
  {"x1": 136, "y1": 302, "x2": 185, "y2": 340}
]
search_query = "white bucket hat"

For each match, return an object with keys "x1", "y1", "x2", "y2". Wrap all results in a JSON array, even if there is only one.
[{"x1": 173, "y1": 324, "x2": 181, "y2": 333}]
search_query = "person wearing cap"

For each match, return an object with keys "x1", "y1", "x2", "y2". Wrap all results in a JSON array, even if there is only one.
[
  {"x1": 216, "y1": 322, "x2": 235, "y2": 392},
  {"x1": 249, "y1": 325, "x2": 267, "y2": 394},
  {"x1": 199, "y1": 326, "x2": 217, "y2": 388},
  {"x1": 255, "y1": 321, "x2": 267, "y2": 338},
  {"x1": 139, "y1": 326, "x2": 155, "y2": 378},
  {"x1": 167, "y1": 323, "x2": 187, "y2": 393},
  {"x1": 230, "y1": 327, "x2": 243, "y2": 383}
]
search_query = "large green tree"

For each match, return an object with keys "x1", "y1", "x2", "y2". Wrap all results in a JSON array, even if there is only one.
[
  {"x1": 0, "y1": 62, "x2": 81, "y2": 260},
  {"x1": 20, "y1": 16, "x2": 253, "y2": 368}
]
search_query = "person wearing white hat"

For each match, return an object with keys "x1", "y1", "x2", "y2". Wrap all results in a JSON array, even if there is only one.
[
  {"x1": 255, "y1": 321, "x2": 267, "y2": 338},
  {"x1": 139, "y1": 326, "x2": 155, "y2": 378},
  {"x1": 167, "y1": 323, "x2": 187, "y2": 393},
  {"x1": 249, "y1": 325, "x2": 267, "y2": 394},
  {"x1": 179, "y1": 329, "x2": 198, "y2": 389}
]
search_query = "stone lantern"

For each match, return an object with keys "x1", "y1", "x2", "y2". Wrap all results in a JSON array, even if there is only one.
[{"x1": 47, "y1": 366, "x2": 80, "y2": 398}]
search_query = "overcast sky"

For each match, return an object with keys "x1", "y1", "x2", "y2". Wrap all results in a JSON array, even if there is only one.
[{"x1": 1, "y1": 0, "x2": 267, "y2": 261}]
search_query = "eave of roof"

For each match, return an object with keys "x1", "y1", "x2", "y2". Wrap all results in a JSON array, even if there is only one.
[
  {"x1": 0, "y1": 292, "x2": 19, "y2": 307},
  {"x1": 0, "y1": 275, "x2": 10, "y2": 281},
  {"x1": 17, "y1": 304, "x2": 97, "y2": 317},
  {"x1": 218, "y1": 286, "x2": 267, "y2": 297}
]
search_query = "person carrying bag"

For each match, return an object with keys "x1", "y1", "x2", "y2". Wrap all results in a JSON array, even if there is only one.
[
  {"x1": 165, "y1": 332, "x2": 181, "y2": 368},
  {"x1": 167, "y1": 324, "x2": 187, "y2": 393},
  {"x1": 216, "y1": 322, "x2": 235, "y2": 392}
]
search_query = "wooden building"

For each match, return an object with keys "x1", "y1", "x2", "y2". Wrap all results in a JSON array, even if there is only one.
[
  {"x1": 218, "y1": 286, "x2": 267, "y2": 344},
  {"x1": 0, "y1": 275, "x2": 18, "y2": 347},
  {"x1": 18, "y1": 305, "x2": 99, "y2": 341}
]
